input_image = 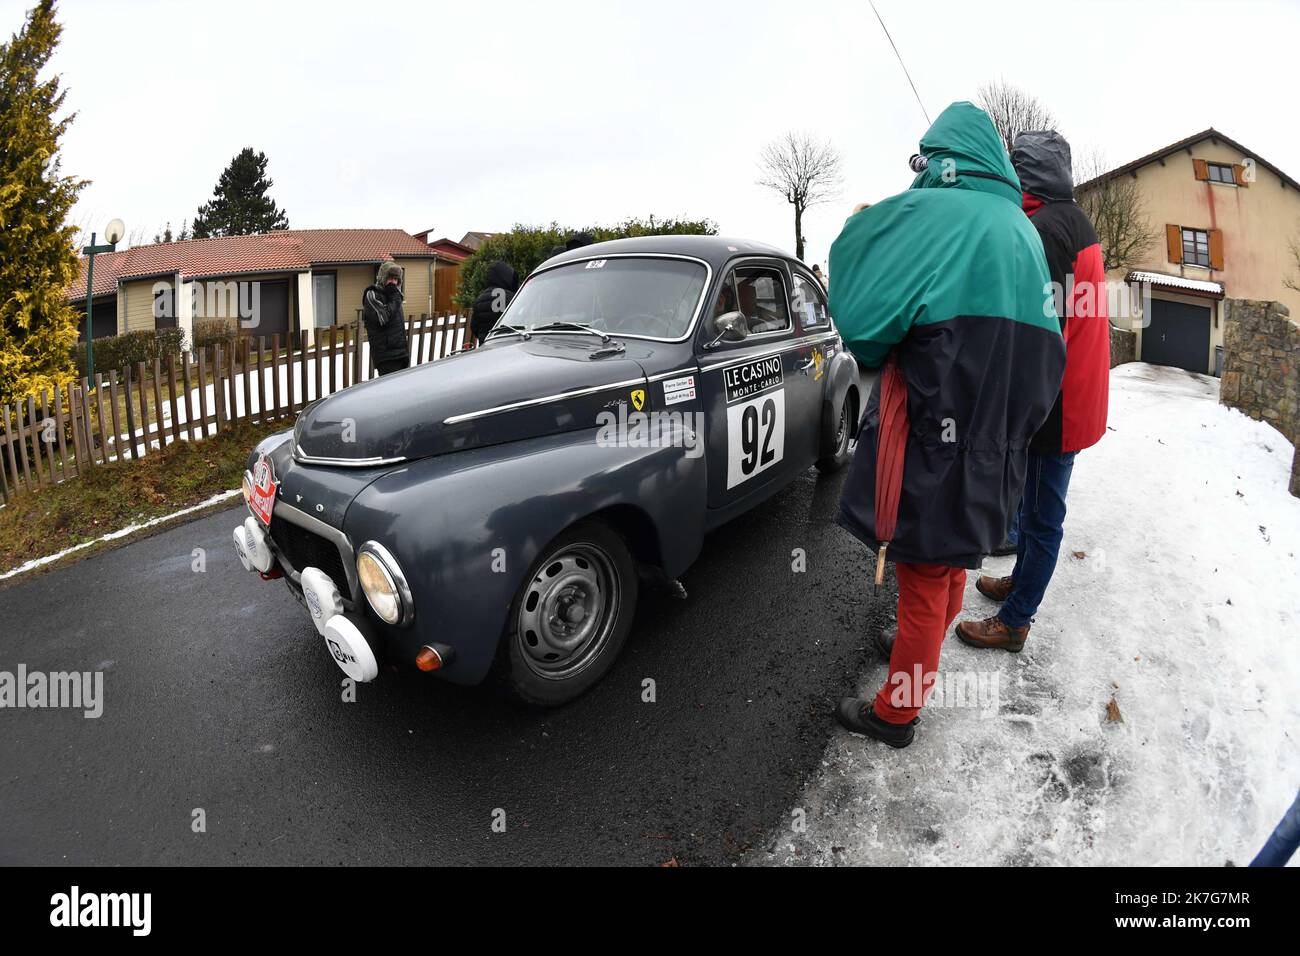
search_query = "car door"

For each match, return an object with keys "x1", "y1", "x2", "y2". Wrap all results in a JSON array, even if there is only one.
[
  {"x1": 696, "y1": 259, "x2": 815, "y2": 510},
  {"x1": 786, "y1": 269, "x2": 838, "y2": 463}
]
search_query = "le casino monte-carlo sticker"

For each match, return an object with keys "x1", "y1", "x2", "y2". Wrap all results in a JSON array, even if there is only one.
[{"x1": 723, "y1": 355, "x2": 785, "y2": 489}]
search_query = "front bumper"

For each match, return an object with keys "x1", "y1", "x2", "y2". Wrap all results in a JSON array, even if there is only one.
[{"x1": 233, "y1": 509, "x2": 455, "y2": 682}]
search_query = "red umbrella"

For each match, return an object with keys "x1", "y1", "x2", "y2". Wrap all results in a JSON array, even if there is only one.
[{"x1": 874, "y1": 351, "x2": 909, "y2": 587}]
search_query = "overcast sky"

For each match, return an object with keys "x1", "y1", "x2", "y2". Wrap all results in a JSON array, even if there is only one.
[{"x1": 10, "y1": 0, "x2": 1299, "y2": 267}]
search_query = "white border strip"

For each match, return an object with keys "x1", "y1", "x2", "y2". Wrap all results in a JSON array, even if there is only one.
[{"x1": 0, "y1": 489, "x2": 241, "y2": 581}]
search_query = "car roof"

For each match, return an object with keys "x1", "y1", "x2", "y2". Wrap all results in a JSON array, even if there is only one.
[{"x1": 541, "y1": 235, "x2": 799, "y2": 271}]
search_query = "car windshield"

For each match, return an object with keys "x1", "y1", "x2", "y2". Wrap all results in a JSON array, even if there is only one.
[{"x1": 503, "y1": 257, "x2": 708, "y2": 339}]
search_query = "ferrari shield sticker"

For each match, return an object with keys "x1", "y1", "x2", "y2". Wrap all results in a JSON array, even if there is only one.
[{"x1": 630, "y1": 388, "x2": 646, "y2": 412}]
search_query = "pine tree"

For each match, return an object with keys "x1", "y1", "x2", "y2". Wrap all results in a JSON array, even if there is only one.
[
  {"x1": 0, "y1": 0, "x2": 86, "y2": 405},
  {"x1": 191, "y1": 148, "x2": 289, "y2": 238}
]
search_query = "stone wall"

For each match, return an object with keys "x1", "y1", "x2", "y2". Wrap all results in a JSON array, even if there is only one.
[
  {"x1": 1109, "y1": 325, "x2": 1136, "y2": 368},
  {"x1": 1219, "y1": 298, "x2": 1299, "y2": 497}
]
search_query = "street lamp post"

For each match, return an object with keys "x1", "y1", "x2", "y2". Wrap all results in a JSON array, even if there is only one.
[{"x1": 82, "y1": 218, "x2": 124, "y2": 385}]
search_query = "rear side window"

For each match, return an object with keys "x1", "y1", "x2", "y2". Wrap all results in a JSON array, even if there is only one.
[{"x1": 792, "y1": 274, "x2": 829, "y2": 329}]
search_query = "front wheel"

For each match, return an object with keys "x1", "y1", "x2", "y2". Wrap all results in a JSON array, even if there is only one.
[{"x1": 501, "y1": 519, "x2": 639, "y2": 706}]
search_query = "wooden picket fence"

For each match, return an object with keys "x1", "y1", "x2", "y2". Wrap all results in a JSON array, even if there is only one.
[{"x1": 0, "y1": 312, "x2": 472, "y2": 503}]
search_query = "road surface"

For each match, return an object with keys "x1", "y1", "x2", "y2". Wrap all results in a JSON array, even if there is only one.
[{"x1": 1, "y1": 461, "x2": 893, "y2": 865}]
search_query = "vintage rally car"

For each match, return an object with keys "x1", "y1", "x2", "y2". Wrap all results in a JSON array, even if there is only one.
[{"x1": 234, "y1": 235, "x2": 859, "y2": 705}]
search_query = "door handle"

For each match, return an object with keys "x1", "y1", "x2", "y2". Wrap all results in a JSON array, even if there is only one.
[{"x1": 798, "y1": 355, "x2": 816, "y2": 374}]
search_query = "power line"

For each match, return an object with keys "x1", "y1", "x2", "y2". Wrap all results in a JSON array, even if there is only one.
[{"x1": 868, "y1": 0, "x2": 931, "y2": 126}]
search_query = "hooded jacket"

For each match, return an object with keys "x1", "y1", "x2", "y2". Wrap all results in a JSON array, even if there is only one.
[
  {"x1": 471, "y1": 260, "x2": 519, "y2": 343},
  {"x1": 830, "y1": 102, "x2": 1066, "y2": 568},
  {"x1": 1012, "y1": 131, "x2": 1110, "y2": 455},
  {"x1": 361, "y1": 276, "x2": 409, "y2": 366}
]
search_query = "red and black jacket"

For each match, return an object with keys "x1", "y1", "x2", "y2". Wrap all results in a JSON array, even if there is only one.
[
  {"x1": 1021, "y1": 193, "x2": 1109, "y2": 455},
  {"x1": 1012, "y1": 131, "x2": 1110, "y2": 456}
]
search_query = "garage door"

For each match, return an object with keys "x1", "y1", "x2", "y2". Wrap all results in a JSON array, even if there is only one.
[{"x1": 1142, "y1": 298, "x2": 1211, "y2": 373}]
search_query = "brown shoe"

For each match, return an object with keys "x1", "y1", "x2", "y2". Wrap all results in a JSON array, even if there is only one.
[
  {"x1": 955, "y1": 615, "x2": 1030, "y2": 652},
  {"x1": 975, "y1": 574, "x2": 1014, "y2": 603}
]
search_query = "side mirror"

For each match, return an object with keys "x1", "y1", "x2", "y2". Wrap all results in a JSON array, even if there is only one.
[{"x1": 708, "y1": 311, "x2": 748, "y2": 347}]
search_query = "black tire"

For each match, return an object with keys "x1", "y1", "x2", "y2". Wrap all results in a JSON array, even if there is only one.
[
  {"x1": 816, "y1": 391, "x2": 856, "y2": 473},
  {"x1": 500, "y1": 519, "x2": 639, "y2": 707}
]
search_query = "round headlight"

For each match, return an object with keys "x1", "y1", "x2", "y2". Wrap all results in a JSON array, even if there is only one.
[
  {"x1": 241, "y1": 472, "x2": 254, "y2": 506},
  {"x1": 357, "y1": 544, "x2": 412, "y2": 626}
]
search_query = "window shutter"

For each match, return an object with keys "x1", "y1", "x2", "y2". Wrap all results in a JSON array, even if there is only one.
[
  {"x1": 1166, "y1": 224, "x2": 1183, "y2": 263},
  {"x1": 1193, "y1": 159, "x2": 1209, "y2": 181},
  {"x1": 1208, "y1": 229, "x2": 1224, "y2": 270},
  {"x1": 1232, "y1": 164, "x2": 1250, "y2": 187}
]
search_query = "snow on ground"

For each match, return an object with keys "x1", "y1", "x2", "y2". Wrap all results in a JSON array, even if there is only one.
[{"x1": 756, "y1": 364, "x2": 1300, "y2": 866}]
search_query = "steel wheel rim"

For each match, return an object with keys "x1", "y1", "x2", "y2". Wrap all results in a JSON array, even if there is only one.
[
  {"x1": 835, "y1": 402, "x2": 851, "y2": 456},
  {"x1": 517, "y1": 542, "x2": 620, "y2": 680}
]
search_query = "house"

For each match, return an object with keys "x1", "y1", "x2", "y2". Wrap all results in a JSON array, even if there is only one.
[
  {"x1": 1076, "y1": 129, "x2": 1300, "y2": 375},
  {"x1": 458, "y1": 230, "x2": 498, "y2": 251},
  {"x1": 411, "y1": 229, "x2": 476, "y2": 312},
  {"x1": 67, "y1": 229, "x2": 464, "y2": 345}
]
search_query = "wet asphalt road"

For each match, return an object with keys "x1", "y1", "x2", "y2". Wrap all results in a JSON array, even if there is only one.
[{"x1": 0, "y1": 463, "x2": 895, "y2": 866}]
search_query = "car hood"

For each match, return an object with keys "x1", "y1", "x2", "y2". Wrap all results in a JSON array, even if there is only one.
[{"x1": 293, "y1": 336, "x2": 650, "y2": 463}]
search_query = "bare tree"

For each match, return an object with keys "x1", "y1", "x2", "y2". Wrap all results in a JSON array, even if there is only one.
[
  {"x1": 757, "y1": 132, "x2": 842, "y2": 261},
  {"x1": 1074, "y1": 149, "x2": 1159, "y2": 272},
  {"x1": 977, "y1": 78, "x2": 1057, "y2": 154},
  {"x1": 1286, "y1": 228, "x2": 1300, "y2": 293}
]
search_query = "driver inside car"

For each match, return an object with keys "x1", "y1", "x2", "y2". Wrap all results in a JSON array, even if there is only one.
[{"x1": 737, "y1": 277, "x2": 784, "y2": 333}]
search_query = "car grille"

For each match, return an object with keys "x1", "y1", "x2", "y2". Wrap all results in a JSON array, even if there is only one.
[{"x1": 269, "y1": 516, "x2": 351, "y2": 597}]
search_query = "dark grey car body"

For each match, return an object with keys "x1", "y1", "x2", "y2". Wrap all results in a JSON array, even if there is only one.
[{"x1": 242, "y1": 236, "x2": 858, "y2": 687}]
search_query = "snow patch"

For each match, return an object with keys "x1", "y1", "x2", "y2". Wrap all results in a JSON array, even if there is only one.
[{"x1": 759, "y1": 364, "x2": 1300, "y2": 866}]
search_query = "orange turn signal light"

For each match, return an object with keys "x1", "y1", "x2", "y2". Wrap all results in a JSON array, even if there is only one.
[{"x1": 415, "y1": 645, "x2": 444, "y2": 672}]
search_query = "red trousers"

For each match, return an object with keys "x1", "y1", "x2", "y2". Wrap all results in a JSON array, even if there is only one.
[{"x1": 873, "y1": 562, "x2": 966, "y2": 725}]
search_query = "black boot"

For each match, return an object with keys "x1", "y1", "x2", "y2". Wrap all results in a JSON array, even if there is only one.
[{"x1": 836, "y1": 698, "x2": 917, "y2": 749}]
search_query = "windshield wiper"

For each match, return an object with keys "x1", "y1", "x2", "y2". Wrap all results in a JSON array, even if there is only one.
[
  {"x1": 485, "y1": 323, "x2": 531, "y2": 341},
  {"x1": 534, "y1": 321, "x2": 612, "y2": 344}
]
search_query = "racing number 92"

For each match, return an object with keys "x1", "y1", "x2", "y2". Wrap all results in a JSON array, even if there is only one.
[
  {"x1": 725, "y1": 389, "x2": 786, "y2": 489},
  {"x1": 740, "y1": 397, "x2": 777, "y2": 475}
]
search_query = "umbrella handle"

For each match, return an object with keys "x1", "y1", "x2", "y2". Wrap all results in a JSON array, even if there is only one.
[{"x1": 874, "y1": 543, "x2": 888, "y2": 588}]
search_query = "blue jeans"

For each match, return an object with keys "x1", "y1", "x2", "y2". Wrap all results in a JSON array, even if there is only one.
[
  {"x1": 1001, "y1": 451, "x2": 1077, "y2": 629},
  {"x1": 1251, "y1": 790, "x2": 1300, "y2": 866}
]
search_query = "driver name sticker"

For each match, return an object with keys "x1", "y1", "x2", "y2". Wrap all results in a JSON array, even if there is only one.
[
  {"x1": 726, "y1": 389, "x2": 785, "y2": 489},
  {"x1": 662, "y1": 375, "x2": 696, "y2": 406},
  {"x1": 723, "y1": 355, "x2": 783, "y2": 403}
]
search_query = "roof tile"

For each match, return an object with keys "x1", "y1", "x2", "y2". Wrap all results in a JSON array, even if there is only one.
[{"x1": 69, "y1": 228, "x2": 440, "y2": 301}]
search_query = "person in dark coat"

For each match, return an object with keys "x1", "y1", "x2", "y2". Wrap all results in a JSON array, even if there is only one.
[
  {"x1": 565, "y1": 231, "x2": 595, "y2": 251},
  {"x1": 470, "y1": 259, "x2": 519, "y2": 345},
  {"x1": 955, "y1": 130, "x2": 1110, "y2": 652},
  {"x1": 828, "y1": 102, "x2": 1065, "y2": 749},
  {"x1": 362, "y1": 261, "x2": 409, "y2": 376}
]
